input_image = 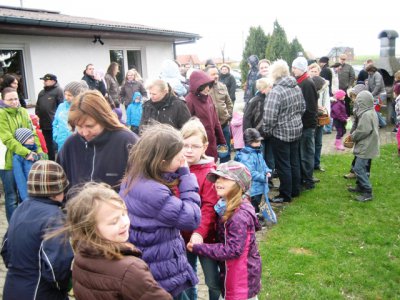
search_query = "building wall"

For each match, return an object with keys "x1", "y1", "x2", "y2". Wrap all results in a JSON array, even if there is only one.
[{"x1": 1, "y1": 34, "x2": 174, "y2": 104}]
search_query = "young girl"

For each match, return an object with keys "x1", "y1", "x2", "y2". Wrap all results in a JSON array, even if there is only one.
[
  {"x1": 63, "y1": 182, "x2": 172, "y2": 299},
  {"x1": 181, "y1": 117, "x2": 221, "y2": 300},
  {"x1": 331, "y1": 89, "x2": 348, "y2": 150},
  {"x1": 187, "y1": 160, "x2": 262, "y2": 300},
  {"x1": 120, "y1": 123, "x2": 201, "y2": 300}
]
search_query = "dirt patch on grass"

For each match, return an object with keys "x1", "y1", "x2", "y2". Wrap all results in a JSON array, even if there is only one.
[{"x1": 289, "y1": 247, "x2": 313, "y2": 255}]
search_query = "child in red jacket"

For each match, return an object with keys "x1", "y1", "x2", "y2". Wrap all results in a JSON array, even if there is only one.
[{"x1": 181, "y1": 117, "x2": 221, "y2": 300}]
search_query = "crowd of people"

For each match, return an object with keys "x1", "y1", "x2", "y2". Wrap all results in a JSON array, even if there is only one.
[{"x1": 0, "y1": 54, "x2": 398, "y2": 299}]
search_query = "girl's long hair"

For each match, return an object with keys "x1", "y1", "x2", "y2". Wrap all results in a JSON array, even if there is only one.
[
  {"x1": 47, "y1": 182, "x2": 128, "y2": 260},
  {"x1": 68, "y1": 90, "x2": 125, "y2": 131},
  {"x1": 222, "y1": 183, "x2": 243, "y2": 222},
  {"x1": 124, "y1": 123, "x2": 183, "y2": 190}
]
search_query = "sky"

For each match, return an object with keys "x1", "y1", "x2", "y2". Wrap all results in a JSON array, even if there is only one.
[{"x1": 2, "y1": 0, "x2": 400, "y2": 61}]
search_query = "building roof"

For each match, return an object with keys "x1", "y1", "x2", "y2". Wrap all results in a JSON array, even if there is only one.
[
  {"x1": 176, "y1": 54, "x2": 202, "y2": 65},
  {"x1": 0, "y1": 5, "x2": 200, "y2": 44}
]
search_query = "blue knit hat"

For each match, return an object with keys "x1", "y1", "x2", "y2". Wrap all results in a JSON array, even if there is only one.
[{"x1": 15, "y1": 128, "x2": 34, "y2": 145}]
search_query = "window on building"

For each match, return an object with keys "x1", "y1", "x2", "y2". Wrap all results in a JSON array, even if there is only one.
[
  {"x1": 0, "y1": 49, "x2": 27, "y2": 100},
  {"x1": 109, "y1": 49, "x2": 142, "y2": 85}
]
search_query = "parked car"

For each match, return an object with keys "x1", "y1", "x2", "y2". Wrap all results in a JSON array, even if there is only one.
[{"x1": 230, "y1": 70, "x2": 242, "y2": 89}]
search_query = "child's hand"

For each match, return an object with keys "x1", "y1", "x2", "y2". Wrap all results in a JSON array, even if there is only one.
[
  {"x1": 190, "y1": 233, "x2": 203, "y2": 245},
  {"x1": 186, "y1": 242, "x2": 194, "y2": 252},
  {"x1": 180, "y1": 156, "x2": 188, "y2": 168}
]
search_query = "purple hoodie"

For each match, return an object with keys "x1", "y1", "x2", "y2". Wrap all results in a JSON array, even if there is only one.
[
  {"x1": 192, "y1": 200, "x2": 261, "y2": 300},
  {"x1": 331, "y1": 100, "x2": 348, "y2": 122}
]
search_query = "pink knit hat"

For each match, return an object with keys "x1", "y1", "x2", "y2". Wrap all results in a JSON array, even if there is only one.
[{"x1": 334, "y1": 89, "x2": 346, "y2": 100}]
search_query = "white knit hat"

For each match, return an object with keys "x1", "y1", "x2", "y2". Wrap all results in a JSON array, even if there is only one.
[{"x1": 292, "y1": 57, "x2": 308, "y2": 73}]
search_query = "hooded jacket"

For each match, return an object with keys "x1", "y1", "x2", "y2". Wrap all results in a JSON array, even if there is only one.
[
  {"x1": 72, "y1": 242, "x2": 172, "y2": 300},
  {"x1": 1, "y1": 197, "x2": 73, "y2": 300},
  {"x1": 192, "y1": 200, "x2": 262, "y2": 300},
  {"x1": 351, "y1": 91, "x2": 380, "y2": 159},
  {"x1": 263, "y1": 76, "x2": 305, "y2": 142},
  {"x1": 57, "y1": 129, "x2": 138, "y2": 191},
  {"x1": 185, "y1": 71, "x2": 226, "y2": 160},
  {"x1": 160, "y1": 60, "x2": 187, "y2": 97},
  {"x1": 120, "y1": 167, "x2": 201, "y2": 297},
  {"x1": 0, "y1": 103, "x2": 43, "y2": 170},
  {"x1": 244, "y1": 55, "x2": 259, "y2": 102},
  {"x1": 235, "y1": 145, "x2": 271, "y2": 197}
]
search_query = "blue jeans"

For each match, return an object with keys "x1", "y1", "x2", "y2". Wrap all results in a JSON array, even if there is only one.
[
  {"x1": 324, "y1": 118, "x2": 333, "y2": 133},
  {"x1": 314, "y1": 126, "x2": 323, "y2": 169},
  {"x1": 299, "y1": 128, "x2": 315, "y2": 186},
  {"x1": 0, "y1": 169, "x2": 18, "y2": 222},
  {"x1": 353, "y1": 157, "x2": 372, "y2": 193},
  {"x1": 174, "y1": 291, "x2": 190, "y2": 300},
  {"x1": 220, "y1": 124, "x2": 231, "y2": 163},
  {"x1": 271, "y1": 137, "x2": 301, "y2": 199},
  {"x1": 263, "y1": 137, "x2": 275, "y2": 170},
  {"x1": 186, "y1": 252, "x2": 221, "y2": 300}
]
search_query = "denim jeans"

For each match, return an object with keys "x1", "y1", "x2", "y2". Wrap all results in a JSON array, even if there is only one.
[
  {"x1": 263, "y1": 137, "x2": 275, "y2": 170},
  {"x1": 299, "y1": 128, "x2": 315, "y2": 186},
  {"x1": 0, "y1": 169, "x2": 18, "y2": 222},
  {"x1": 220, "y1": 124, "x2": 231, "y2": 163},
  {"x1": 271, "y1": 137, "x2": 301, "y2": 199},
  {"x1": 323, "y1": 117, "x2": 333, "y2": 133},
  {"x1": 314, "y1": 126, "x2": 323, "y2": 169},
  {"x1": 173, "y1": 291, "x2": 190, "y2": 300},
  {"x1": 353, "y1": 157, "x2": 372, "y2": 193},
  {"x1": 186, "y1": 252, "x2": 221, "y2": 300}
]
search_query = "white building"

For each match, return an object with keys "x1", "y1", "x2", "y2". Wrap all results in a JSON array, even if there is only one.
[{"x1": 0, "y1": 5, "x2": 200, "y2": 104}]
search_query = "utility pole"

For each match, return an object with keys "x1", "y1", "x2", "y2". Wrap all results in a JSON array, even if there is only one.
[{"x1": 20, "y1": 0, "x2": 24, "y2": 7}]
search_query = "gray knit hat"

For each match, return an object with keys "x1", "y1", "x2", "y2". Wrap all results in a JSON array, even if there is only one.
[
  {"x1": 64, "y1": 80, "x2": 89, "y2": 97},
  {"x1": 15, "y1": 128, "x2": 34, "y2": 145},
  {"x1": 28, "y1": 160, "x2": 69, "y2": 197}
]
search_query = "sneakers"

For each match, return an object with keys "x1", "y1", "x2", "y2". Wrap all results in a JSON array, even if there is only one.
[
  {"x1": 344, "y1": 172, "x2": 356, "y2": 179},
  {"x1": 314, "y1": 166, "x2": 325, "y2": 172},
  {"x1": 312, "y1": 177, "x2": 320, "y2": 183},
  {"x1": 354, "y1": 193, "x2": 373, "y2": 202}
]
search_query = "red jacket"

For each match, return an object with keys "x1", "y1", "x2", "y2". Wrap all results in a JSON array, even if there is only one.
[
  {"x1": 185, "y1": 70, "x2": 226, "y2": 161},
  {"x1": 182, "y1": 158, "x2": 219, "y2": 244},
  {"x1": 30, "y1": 114, "x2": 48, "y2": 153}
]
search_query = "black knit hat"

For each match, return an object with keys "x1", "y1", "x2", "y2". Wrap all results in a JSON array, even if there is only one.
[
  {"x1": 244, "y1": 128, "x2": 263, "y2": 145},
  {"x1": 28, "y1": 160, "x2": 69, "y2": 197},
  {"x1": 15, "y1": 128, "x2": 34, "y2": 145},
  {"x1": 319, "y1": 56, "x2": 330, "y2": 64}
]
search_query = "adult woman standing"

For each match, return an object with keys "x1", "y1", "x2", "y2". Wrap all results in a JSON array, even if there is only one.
[
  {"x1": 120, "y1": 69, "x2": 147, "y2": 108},
  {"x1": 0, "y1": 74, "x2": 26, "y2": 108},
  {"x1": 104, "y1": 62, "x2": 120, "y2": 105},
  {"x1": 57, "y1": 90, "x2": 138, "y2": 191},
  {"x1": 0, "y1": 87, "x2": 43, "y2": 221}
]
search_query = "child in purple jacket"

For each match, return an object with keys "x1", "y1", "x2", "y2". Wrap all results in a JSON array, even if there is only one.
[
  {"x1": 331, "y1": 89, "x2": 348, "y2": 150},
  {"x1": 187, "y1": 160, "x2": 261, "y2": 300}
]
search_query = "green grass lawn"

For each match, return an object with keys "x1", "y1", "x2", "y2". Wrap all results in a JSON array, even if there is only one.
[{"x1": 259, "y1": 144, "x2": 400, "y2": 299}]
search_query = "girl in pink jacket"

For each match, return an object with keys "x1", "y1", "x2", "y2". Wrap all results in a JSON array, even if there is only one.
[{"x1": 187, "y1": 160, "x2": 261, "y2": 300}]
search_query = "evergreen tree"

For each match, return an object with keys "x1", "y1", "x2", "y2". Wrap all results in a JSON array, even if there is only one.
[
  {"x1": 288, "y1": 37, "x2": 306, "y2": 66},
  {"x1": 265, "y1": 20, "x2": 290, "y2": 62},
  {"x1": 240, "y1": 26, "x2": 268, "y2": 82}
]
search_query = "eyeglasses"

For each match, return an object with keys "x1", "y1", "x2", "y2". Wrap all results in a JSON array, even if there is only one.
[
  {"x1": 183, "y1": 144, "x2": 204, "y2": 150},
  {"x1": 4, "y1": 97, "x2": 19, "y2": 102}
]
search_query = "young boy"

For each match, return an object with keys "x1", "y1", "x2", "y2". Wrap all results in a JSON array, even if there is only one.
[
  {"x1": 13, "y1": 128, "x2": 40, "y2": 201},
  {"x1": 235, "y1": 128, "x2": 271, "y2": 224},
  {"x1": 347, "y1": 91, "x2": 380, "y2": 202},
  {"x1": 1, "y1": 160, "x2": 74, "y2": 299},
  {"x1": 126, "y1": 91, "x2": 143, "y2": 134}
]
